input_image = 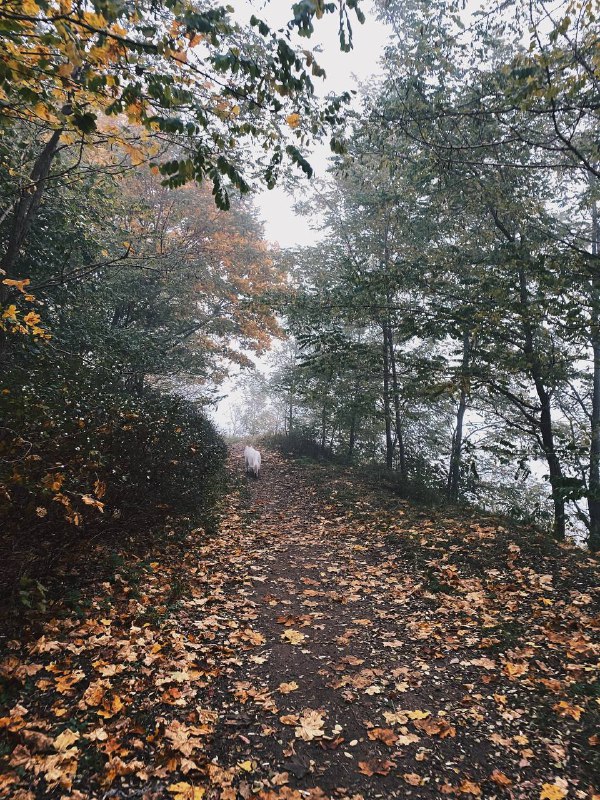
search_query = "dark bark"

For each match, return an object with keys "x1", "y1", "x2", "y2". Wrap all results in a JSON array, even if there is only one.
[
  {"x1": 287, "y1": 390, "x2": 294, "y2": 436},
  {"x1": 588, "y1": 199, "x2": 600, "y2": 552},
  {"x1": 1, "y1": 129, "x2": 63, "y2": 282},
  {"x1": 382, "y1": 325, "x2": 393, "y2": 470},
  {"x1": 518, "y1": 262, "x2": 566, "y2": 540},
  {"x1": 385, "y1": 321, "x2": 407, "y2": 480},
  {"x1": 348, "y1": 409, "x2": 357, "y2": 460},
  {"x1": 447, "y1": 329, "x2": 470, "y2": 500},
  {"x1": 320, "y1": 402, "x2": 327, "y2": 454}
]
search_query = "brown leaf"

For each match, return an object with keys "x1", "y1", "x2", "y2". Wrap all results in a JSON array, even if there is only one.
[
  {"x1": 21, "y1": 730, "x2": 53, "y2": 753},
  {"x1": 552, "y1": 701, "x2": 583, "y2": 720},
  {"x1": 81, "y1": 680, "x2": 106, "y2": 707},
  {"x1": 413, "y1": 717, "x2": 456, "y2": 738},
  {"x1": 459, "y1": 780, "x2": 481, "y2": 796},
  {"x1": 490, "y1": 770, "x2": 512, "y2": 787},
  {"x1": 278, "y1": 681, "x2": 299, "y2": 694},
  {"x1": 503, "y1": 662, "x2": 528, "y2": 679},
  {"x1": 358, "y1": 759, "x2": 394, "y2": 777},
  {"x1": 319, "y1": 735, "x2": 345, "y2": 751},
  {"x1": 367, "y1": 727, "x2": 398, "y2": 746}
]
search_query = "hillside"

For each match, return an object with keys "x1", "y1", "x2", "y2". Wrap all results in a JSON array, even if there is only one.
[{"x1": 1, "y1": 447, "x2": 598, "y2": 800}]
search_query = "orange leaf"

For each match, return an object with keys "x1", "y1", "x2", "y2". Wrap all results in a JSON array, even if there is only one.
[
  {"x1": 490, "y1": 770, "x2": 512, "y2": 787},
  {"x1": 367, "y1": 727, "x2": 398, "y2": 746},
  {"x1": 552, "y1": 701, "x2": 583, "y2": 720},
  {"x1": 459, "y1": 780, "x2": 481, "y2": 796}
]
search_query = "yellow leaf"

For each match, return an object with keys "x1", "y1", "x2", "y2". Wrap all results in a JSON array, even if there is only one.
[
  {"x1": 286, "y1": 112, "x2": 301, "y2": 128},
  {"x1": 168, "y1": 782, "x2": 205, "y2": 800},
  {"x1": 23, "y1": 311, "x2": 41, "y2": 327},
  {"x1": 2, "y1": 278, "x2": 30, "y2": 293},
  {"x1": 540, "y1": 783, "x2": 567, "y2": 800},
  {"x1": 281, "y1": 629, "x2": 305, "y2": 645},
  {"x1": 54, "y1": 728, "x2": 80, "y2": 751},
  {"x1": 237, "y1": 760, "x2": 253, "y2": 772},
  {"x1": 33, "y1": 102, "x2": 61, "y2": 123},
  {"x1": 406, "y1": 709, "x2": 430, "y2": 720}
]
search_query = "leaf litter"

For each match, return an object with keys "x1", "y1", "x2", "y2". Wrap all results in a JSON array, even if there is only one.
[{"x1": 0, "y1": 446, "x2": 598, "y2": 799}]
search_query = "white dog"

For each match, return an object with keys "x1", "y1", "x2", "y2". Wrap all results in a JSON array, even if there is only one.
[{"x1": 244, "y1": 446, "x2": 261, "y2": 478}]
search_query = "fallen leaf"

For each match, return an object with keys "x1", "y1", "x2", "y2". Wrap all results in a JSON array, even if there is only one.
[
  {"x1": 552, "y1": 701, "x2": 583, "y2": 721},
  {"x1": 295, "y1": 709, "x2": 325, "y2": 741},
  {"x1": 540, "y1": 783, "x2": 567, "y2": 800},
  {"x1": 459, "y1": 780, "x2": 481, "y2": 796},
  {"x1": 397, "y1": 733, "x2": 420, "y2": 745},
  {"x1": 367, "y1": 727, "x2": 398, "y2": 746},
  {"x1": 405, "y1": 709, "x2": 430, "y2": 720},
  {"x1": 358, "y1": 759, "x2": 394, "y2": 776},
  {"x1": 503, "y1": 662, "x2": 528, "y2": 679},
  {"x1": 54, "y1": 729, "x2": 80, "y2": 751},
  {"x1": 278, "y1": 682, "x2": 299, "y2": 694},
  {"x1": 281, "y1": 630, "x2": 305, "y2": 645},
  {"x1": 168, "y1": 782, "x2": 205, "y2": 800},
  {"x1": 413, "y1": 717, "x2": 456, "y2": 738},
  {"x1": 490, "y1": 770, "x2": 512, "y2": 787}
]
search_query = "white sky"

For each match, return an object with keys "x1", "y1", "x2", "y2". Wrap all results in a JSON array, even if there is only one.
[
  {"x1": 210, "y1": 2, "x2": 389, "y2": 431},
  {"x1": 239, "y1": 0, "x2": 390, "y2": 248}
]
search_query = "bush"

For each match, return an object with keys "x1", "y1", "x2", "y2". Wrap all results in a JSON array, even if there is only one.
[{"x1": 0, "y1": 347, "x2": 226, "y2": 601}]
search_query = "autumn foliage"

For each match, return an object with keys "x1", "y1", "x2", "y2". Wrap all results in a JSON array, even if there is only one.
[{"x1": 0, "y1": 449, "x2": 597, "y2": 798}]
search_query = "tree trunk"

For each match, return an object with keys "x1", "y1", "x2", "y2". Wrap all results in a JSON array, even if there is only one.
[
  {"x1": 382, "y1": 325, "x2": 393, "y2": 470},
  {"x1": 518, "y1": 263, "x2": 566, "y2": 540},
  {"x1": 1, "y1": 129, "x2": 62, "y2": 282},
  {"x1": 588, "y1": 199, "x2": 600, "y2": 551},
  {"x1": 348, "y1": 409, "x2": 357, "y2": 460},
  {"x1": 320, "y1": 402, "x2": 327, "y2": 454},
  {"x1": 386, "y1": 322, "x2": 407, "y2": 480},
  {"x1": 287, "y1": 390, "x2": 294, "y2": 436},
  {"x1": 447, "y1": 329, "x2": 470, "y2": 500}
]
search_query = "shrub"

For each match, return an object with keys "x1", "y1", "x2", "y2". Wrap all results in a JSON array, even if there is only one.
[{"x1": 0, "y1": 347, "x2": 226, "y2": 600}]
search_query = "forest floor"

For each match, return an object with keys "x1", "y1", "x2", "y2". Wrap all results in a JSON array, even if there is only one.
[{"x1": 1, "y1": 446, "x2": 599, "y2": 800}]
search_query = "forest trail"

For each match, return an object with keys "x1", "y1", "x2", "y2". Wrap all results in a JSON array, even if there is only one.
[{"x1": 1, "y1": 448, "x2": 599, "y2": 800}]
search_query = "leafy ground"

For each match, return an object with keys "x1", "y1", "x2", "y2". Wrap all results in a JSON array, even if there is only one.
[{"x1": 1, "y1": 446, "x2": 599, "y2": 800}]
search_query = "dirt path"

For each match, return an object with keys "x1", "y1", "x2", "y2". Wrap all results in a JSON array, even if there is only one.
[{"x1": 1, "y1": 447, "x2": 598, "y2": 799}]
